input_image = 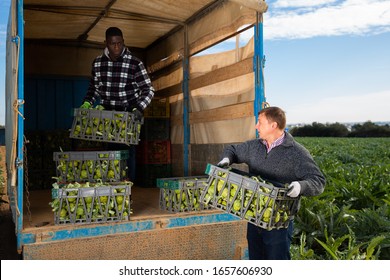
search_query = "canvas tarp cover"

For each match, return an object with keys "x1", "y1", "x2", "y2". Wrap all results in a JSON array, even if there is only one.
[
  {"x1": 21, "y1": 0, "x2": 267, "y2": 145},
  {"x1": 169, "y1": 37, "x2": 257, "y2": 144},
  {"x1": 23, "y1": 0, "x2": 266, "y2": 51}
]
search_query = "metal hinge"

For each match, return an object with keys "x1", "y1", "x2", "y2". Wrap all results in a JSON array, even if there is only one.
[
  {"x1": 11, "y1": 36, "x2": 19, "y2": 45},
  {"x1": 15, "y1": 158, "x2": 23, "y2": 168}
]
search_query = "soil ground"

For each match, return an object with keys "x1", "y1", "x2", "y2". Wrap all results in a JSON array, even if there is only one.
[
  {"x1": 0, "y1": 206, "x2": 20, "y2": 260},
  {"x1": 0, "y1": 146, "x2": 21, "y2": 260}
]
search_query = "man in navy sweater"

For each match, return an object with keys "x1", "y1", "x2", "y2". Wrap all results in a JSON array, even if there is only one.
[{"x1": 218, "y1": 106, "x2": 325, "y2": 260}]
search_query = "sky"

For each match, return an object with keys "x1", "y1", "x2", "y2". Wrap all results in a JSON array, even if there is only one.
[
  {"x1": 1, "y1": 0, "x2": 390, "y2": 125},
  {"x1": 0, "y1": 0, "x2": 10, "y2": 126}
]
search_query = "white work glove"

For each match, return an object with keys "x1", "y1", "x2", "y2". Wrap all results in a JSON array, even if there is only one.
[
  {"x1": 287, "y1": 181, "x2": 301, "y2": 198},
  {"x1": 217, "y1": 157, "x2": 230, "y2": 168}
]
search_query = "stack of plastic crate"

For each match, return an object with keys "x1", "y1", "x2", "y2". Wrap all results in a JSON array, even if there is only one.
[
  {"x1": 51, "y1": 106, "x2": 142, "y2": 225},
  {"x1": 51, "y1": 150, "x2": 132, "y2": 225},
  {"x1": 136, "y1": 98, "x2": 172, "y2": 187}
]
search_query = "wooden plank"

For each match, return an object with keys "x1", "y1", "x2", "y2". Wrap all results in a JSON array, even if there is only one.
[
  {"x1": 189, "y1": 57, "x2": 253, "y2": 91},
  {"x1": 22, "y1": 216, "x2": 246, "y2": 260},
  {"x1": 150, "y1": 61, "x2": 182, "y2": 83},
  {"x1": 155, "y1": 83, "x2": 182, "y2": 98},
  {"x1": 171, "y1": 102, "x2": 254, "y2": 126},
  {"x1": 190, "y1": 101, "x2": 253, "y2": 124},
  {"x1": 155, "y1": 57, "x2": 253, "y2": 99},
  {"x1": 148, "y1": 51, "x2": 182, "y2": 74}
]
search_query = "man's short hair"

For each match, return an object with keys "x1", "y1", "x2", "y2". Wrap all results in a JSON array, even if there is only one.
[
  {"x1": 106, "y1": 27, "x2": 123, "y2": 39},
  {"x1": 259, "y1": 106, "x2": 287, "y2": 129}
]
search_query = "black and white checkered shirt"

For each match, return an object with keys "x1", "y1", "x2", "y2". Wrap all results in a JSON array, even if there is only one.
[{"x1": 84, "y1": 47, "x2": 155, "y2": 111}]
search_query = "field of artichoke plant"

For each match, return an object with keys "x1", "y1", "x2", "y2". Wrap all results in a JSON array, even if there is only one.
[{"x1": 291, "y1": 137, "x2": 390, "y2": 260}]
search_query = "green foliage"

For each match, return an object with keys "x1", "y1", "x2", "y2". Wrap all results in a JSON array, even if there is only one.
[
  {"x1": 350, "y1": 122, "x2": 390, "y2": 137},
  {"x1": 291, "y1": 122, "x2": 349, "y2": 137},
  {"x1": 314, "y1": 227, "x2": 385, "y2": 260},
  {"x1": 292, "y1": 137, "x2": 390, "y2": 259},
  {"x1": 290, "y1": 232, "x2": 318, "y2": 260},
  {"x1": 290, "y1": 121, "x2": 390, "y2": 137}
]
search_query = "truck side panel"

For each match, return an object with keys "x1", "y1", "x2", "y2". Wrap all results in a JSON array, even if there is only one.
[
  {"x1": 23, "y1": 220, "x2": 248, "y2": 260},
  {"x1": 24, "y1": 76, "x2": 89, "y2": 131}
]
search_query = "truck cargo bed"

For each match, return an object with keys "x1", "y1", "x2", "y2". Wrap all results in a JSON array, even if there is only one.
[
  {"x1": 24, "y1": 186, "x2": 170, "y2": 229},
  {"x1": 20, "y1": 187, "x2": 248, "y2": 260}
]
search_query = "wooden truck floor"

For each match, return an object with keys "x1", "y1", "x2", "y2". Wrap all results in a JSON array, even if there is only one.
[
  {"x1": 23, "y1": 186, "x2": 180, "y2": 229},
  {"x1": 20, "y1": 187, "x2": 249, "y2": 260}
]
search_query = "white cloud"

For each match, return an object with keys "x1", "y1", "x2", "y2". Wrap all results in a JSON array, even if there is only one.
[
  {"x1": 274, "y1": 0, "x2": 339, "y2": 8},
  {"x1": 169, "y1": 0, "x2": 390, "y2": 54},
  {"x1": 285, "y1": 90, "x2": 390, "y2": 123},
  {"x1": 264, "y1": 0, "x2": 390, "y2": 40}
]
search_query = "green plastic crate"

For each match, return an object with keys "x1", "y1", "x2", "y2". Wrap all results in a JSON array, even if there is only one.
[
  {"x1": 53, "y1": 150, "x2": 129, "y2": 183},
  {"x1": 69, "y1": 108, "x2": 143, "y2": 145},
  {"x1": 157, "y1": 176, "x2": 210, "y2": 212},
  {"x1": 202, "y1": 164, "x2": 300, "y2": 230},
  {"x1": 51, "y1": 181, "x2": 132, "y2": 225}
]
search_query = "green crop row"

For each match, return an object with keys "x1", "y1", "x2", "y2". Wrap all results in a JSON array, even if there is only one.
[{"x1": 291, "y1": 137, "x2": 390, "y2": 260}]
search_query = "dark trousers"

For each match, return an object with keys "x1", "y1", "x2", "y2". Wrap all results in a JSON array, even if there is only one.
[{"x1": 246, "y1": 221, "x2": 293, "y2": 260}]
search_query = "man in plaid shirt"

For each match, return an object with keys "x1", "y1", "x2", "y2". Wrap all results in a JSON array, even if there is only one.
[
  {"x1": 81, "y1": 27, "x2": 155, "y2": 121},
  {"x1": 81, "y1": 27, "x2": 155, "y2": 182}
]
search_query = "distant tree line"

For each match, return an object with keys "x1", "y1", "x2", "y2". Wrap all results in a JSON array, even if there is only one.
[{"x1": 290, "y1": 121, "x2": 390, "y2": 137}]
